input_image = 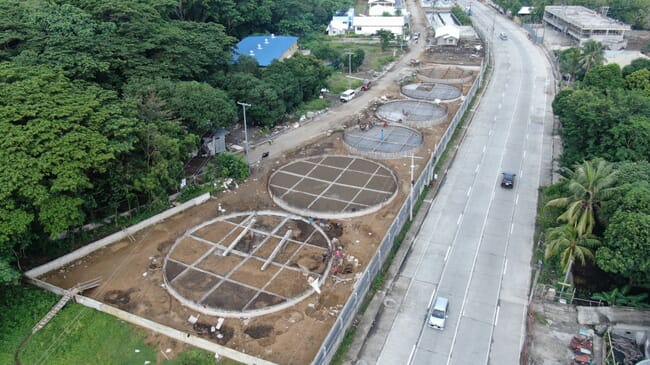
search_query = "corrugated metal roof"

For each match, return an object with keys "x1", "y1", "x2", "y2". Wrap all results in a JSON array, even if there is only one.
[{"x1": 233, "y1": 35, "x2": 298, "y2": 67}]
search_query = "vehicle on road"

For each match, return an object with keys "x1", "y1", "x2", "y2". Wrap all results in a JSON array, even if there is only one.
[
  {"x1": 428, "y1": 297, "x2": 449, "y2": 330},
  {"x1": 499, "y1": 32, "x2": 508, "y2": 40},
  {"x1": 361, "y1": 80, "x2": 372, "y2": 91},
  {"x1": 340, "y1": 89, "x2": 356, "y2": 102},
  {"x1": 501, "y1": 172, "x2": 516, "y2": 188}
]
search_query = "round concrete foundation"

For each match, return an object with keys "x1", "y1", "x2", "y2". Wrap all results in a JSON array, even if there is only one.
[
  {"x1": 343, "y1": 124, "x2": 422, "y2": 159},
  {"x1": 268, "y1": 155, "x2": 398, "y2": 219},
  {"x1": 376, "y1": 100, "x2": 448, "y2": 128},
  {"x1": 163, "y1": 211, "x2": 332, "y2": 318}
]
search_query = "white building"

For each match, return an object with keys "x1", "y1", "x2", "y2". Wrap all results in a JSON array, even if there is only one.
[
  {"x1": 352, "y1": 16, "x2": 408, "y2": 36},
  {"x1": 327, "y1": 8, "x2": 354, "y2": 36}
]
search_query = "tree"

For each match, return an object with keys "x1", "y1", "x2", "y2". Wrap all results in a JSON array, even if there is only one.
[
  {"x1": 625, "y1": 68, "x2": 650, "y2": 96},
  {"x1": 546, "y1": 159, "x2": 618, "y2": 236},
  {"x1": 558, "y1": 47, "x2": 583, "y2": 83},
  {"x1": 591, "y1": 285, "x2": 649, "y2": 307},
  {"x1": 622, "y1": 57, "x2": 650, "y2": 78},
  {"x1": 215, "y1": 152, "x2": 249, "y2": 181},
  {"x1": 125, "y1": 79, "x2": 237, "y2": 136},
  {"x1": 376, "y1": 29, "x2": 395, "y2": 51},
  {"x1": 579, "y1": 40, "x2": 607, "y2": 75},
  {"x1": 609, "y1": 115, "x2": 650, "y2": 161},
  {"x1": 0, "y1": 62, "x2": 138, "y2": 283},
  {"x1": 596, "y1": 211, "x2": 650, "y2": 288},
  {"x1": 583, "y1": 63, "x2": 624, "y2": 91},
  {"x1": 544, "y1": 224, "x2": 600, "y2": 275}
]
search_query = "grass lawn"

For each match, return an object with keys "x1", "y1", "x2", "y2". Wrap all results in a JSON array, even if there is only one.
[{"x1": 1, "y1": 285, "x2": 239, "y2": 365}]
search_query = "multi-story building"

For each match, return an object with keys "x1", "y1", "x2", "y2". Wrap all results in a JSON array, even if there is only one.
[{"x1": 543, "y1": 5, "x2": 630, "y2": 50}]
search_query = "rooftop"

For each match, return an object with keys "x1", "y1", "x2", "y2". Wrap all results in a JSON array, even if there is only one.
[
  {"x1": 233, "y1": 35, "x2": 298, "y2": 67},
  {"x1": 545, "y1": 5, "x2": 630, "y2": 30}
]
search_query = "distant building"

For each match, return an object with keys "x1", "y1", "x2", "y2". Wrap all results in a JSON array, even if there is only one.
[
  {"x1": 327, "y1": 8, "x2": 354, "y2": 35},
  {"x1": 352, "y1": 16, "x2": 408, "y2": 37},
  {"x1": 430, "y1": 12, "x2": 460, "y2": 46},
  {"x1": 368, "y1": 0, "x2": 403, "y2": 16},
  {"x1": 543, "y1": 6, "x2": 630, "y2": 50},
  {"x1": 327, "y1": 1, "x2": 408, "y2": 38},
  {"x1": 233, "y1": 35, "x2": 299, "y2": 67}
]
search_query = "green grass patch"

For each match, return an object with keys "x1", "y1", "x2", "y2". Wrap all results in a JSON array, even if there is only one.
[
  {"x1": 2, "y1": 285, "x2": 238, "y2": 365},
  {"x1": 370, "y1": 55, "x2": 398, "y2": 71},
  {"x1": 327, "y1": 72, "x2": 364, "y2": 94},
  {"x1": 294, "y1": 98, "x2": 331, "y2": 116},
  {"x1": 329, "y1": 327, "x2": 357, "y2": 365}
]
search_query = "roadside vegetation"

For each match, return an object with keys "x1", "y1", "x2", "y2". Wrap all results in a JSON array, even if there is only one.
[{"x1": 534, "y1": 40, "x2": 650, "y2": 305}]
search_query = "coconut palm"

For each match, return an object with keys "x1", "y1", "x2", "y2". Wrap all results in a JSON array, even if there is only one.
[
  {"x1": 579, "y1": 40, "x2": 607, "y2": 75},
  {"x1": 544, "y1": 224, "x2": 600, "y2": 276},
  {"x1": 546, "y1": 158, "x2": 618, "y2": 236}
]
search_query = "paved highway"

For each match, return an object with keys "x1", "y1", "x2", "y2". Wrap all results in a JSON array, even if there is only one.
[{"x1": 359, "y1": 1, "x2": 555, "y2": 364}]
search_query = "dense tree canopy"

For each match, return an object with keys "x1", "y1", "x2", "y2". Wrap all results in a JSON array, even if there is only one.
[
  {"x1": 0, "y1": 63, "x2": 138, "y2": 281},
  {"x1": 0, "y1": 0, "x2": 343, "y2": 284}
]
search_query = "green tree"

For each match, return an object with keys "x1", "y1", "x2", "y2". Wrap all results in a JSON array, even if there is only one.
[
  {"x1": 591, "y1": 285, "x2": 650, "y2": 307},
  {"x1": 558, "y1": 47, "x2": 583, "y2": 83},
  {"x1": 544, "y1": 224, "x2": 600, "y2": 275},
  {"x1": 376, "y1": 29, "x2": 395, "y2": 51},
  {"x1": 609, "y1": 115, "x2": 650, "y2": 161},
  {"x1": 125, "y1": 79, "x2": 237, "y2": 136},
  {"x1": 215, "y1": 152, "x2": 249, "y2": 181},
  {"x1": 596, "y1": 211, "x2": 650, "y2": 288},
  {"x1": 0, "y1": 63, "x2": 138, "y2": 283},
  {"x1": 625, "y1": 68, "x2": 650, "y2": 96},
  {"x1": 583, "y1": 63, "x2": 624, "y2": 91},
  {"x1": 622, "y1": 57, "x2": 650, "y2": 78},
  {"x1": 579, "y1": 40, "x2": 607, "y2": 75},
  {"x1": 546, "y1": 159, "x2": 618, "y2": 235}
]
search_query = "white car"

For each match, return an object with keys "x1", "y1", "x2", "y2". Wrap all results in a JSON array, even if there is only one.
[
  {"x1": 428, "y1": 296, "x2": 449, "y2": 330},
  {"x1": 499, "y1": 32, "x2": 508, "y2": 40},
  {"x1": 340, "y1": 89, "x2": 356, "y2": 102}
]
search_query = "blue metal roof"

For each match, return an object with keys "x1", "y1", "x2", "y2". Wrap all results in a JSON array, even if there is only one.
[{"x1": 233, "y1": 35, "x2": 298, "y2": 67}]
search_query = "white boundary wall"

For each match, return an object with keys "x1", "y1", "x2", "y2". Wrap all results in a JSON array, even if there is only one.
[{"x1": 25, "y1": 193, "x2": 211, "y2": 278}]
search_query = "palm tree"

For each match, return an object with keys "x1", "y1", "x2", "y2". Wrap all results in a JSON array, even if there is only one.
[
  {"x1": 546, "y1": 159, "x2": 618, "y2": 236},
  {"x1": 544, "y1": 224, "x2": 600, "y2": 278},
  {"x1": 579, "y1": 40, "x2": 607, "y2": 75}
]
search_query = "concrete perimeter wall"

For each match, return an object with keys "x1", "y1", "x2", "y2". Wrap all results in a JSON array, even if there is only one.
[
  {"x1": 24, "y1": 277, "x2": 276, "y2": 365},
  {"x1": 25, "y1": 193, "x2": 211, "y2": 278},
  {"x1": 311, "y1": 30, "x2": 489, "y2": 365}
]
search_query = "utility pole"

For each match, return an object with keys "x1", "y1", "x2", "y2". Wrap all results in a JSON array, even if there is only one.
[
  {"x1": 345, "y1": 51, "x2": 354, "y2": 89},
  {"x1": 236, "y1": 101, "x2": 251, "y2": 172}
]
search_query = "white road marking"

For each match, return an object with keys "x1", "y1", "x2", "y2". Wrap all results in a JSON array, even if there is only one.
[{"x1": 495, "y1": 305, "x2": 501, "y2": 327}]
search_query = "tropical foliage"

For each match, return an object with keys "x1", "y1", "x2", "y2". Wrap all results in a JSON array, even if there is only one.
[
  {"x1": 544, "y1": 38, "x2": 650, "y2": 296},
  {"x1": 0, "y1": 0, "x2": 346, "y2": 284}
]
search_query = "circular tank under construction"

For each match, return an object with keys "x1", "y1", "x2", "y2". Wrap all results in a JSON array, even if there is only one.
[
  {"x1": 343, "y1": 124, "x2": 422, "y2": 159},
  {"x1": 401, "y1": 83, "x2": 462, "y2": 102},
  {"x1": 376, "y1": 100, "x2": 447, "y2": 128}
]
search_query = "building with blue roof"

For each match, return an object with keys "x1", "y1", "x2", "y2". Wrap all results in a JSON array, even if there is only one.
[{"x1": 233, "y1": 35, "x2": 299, "y2": 67}]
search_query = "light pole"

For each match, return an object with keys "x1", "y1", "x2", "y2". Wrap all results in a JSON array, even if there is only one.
[{"x1": 237, "y1": 101, "x2": 251, "y2": 171}]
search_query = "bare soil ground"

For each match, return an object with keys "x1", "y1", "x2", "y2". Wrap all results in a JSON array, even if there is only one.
[{"x1": 38, "y1": 44, "x2": 480, "y2": 364}]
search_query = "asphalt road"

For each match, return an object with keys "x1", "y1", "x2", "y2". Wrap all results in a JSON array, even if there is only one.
[{"x1": 358, "y1": 2, "x2": 556, "y2": 365}]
